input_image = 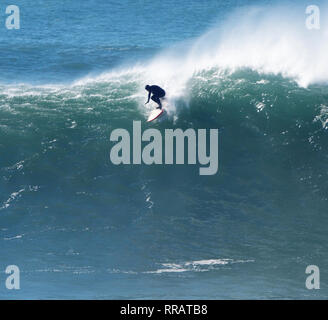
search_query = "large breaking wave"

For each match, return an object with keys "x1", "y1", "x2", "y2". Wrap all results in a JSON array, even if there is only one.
[{"x1": 1, "y1": 2, "x2": 328, "y2": 213}]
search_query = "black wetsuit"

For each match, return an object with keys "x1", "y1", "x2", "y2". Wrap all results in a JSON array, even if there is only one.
[{"x1": 146, "y1": 85, "x2": 166, "y2": 109}]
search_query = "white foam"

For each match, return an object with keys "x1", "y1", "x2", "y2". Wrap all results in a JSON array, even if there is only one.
[
  {"x1": 145, "y1": 258, "x2": 254, "y2": 274},
  {"x1": 141, "y1": 3, "x2": 328, "y2": 89},
  {"x1": 71, "y1": 2, "x2": 328, "y2": 111},
  {"x1": 0, "y1": 188, "x2": 25, "y2": 210},
  {"x1": 185, "y1": 259, "x2": 231, "y2": 266},
  {"x1": 3, "y1": 3, "x2": 327, "y2": 104}
]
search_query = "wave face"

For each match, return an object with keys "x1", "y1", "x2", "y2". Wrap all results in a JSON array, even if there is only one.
[{"x1": 1, "y1": 1, "x2": 328, "y2": 299}]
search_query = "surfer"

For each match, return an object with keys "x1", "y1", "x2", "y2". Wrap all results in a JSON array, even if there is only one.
[{"x1": 145, "y1": 85, "x2": 166, "y2": 109}]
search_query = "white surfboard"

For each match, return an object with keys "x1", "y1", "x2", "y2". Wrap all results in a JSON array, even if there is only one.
[{"x1": 147, "y1": 108, "x2": 164, "y2": 122}]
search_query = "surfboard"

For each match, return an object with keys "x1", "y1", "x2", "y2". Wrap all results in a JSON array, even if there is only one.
[{"x1": 147, "y1": 108, "x2": 164, "y2": 122}]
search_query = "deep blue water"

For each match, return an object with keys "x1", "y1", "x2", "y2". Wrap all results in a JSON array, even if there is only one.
[{"x1": 1, "y1": 0, "x2": 328, "y2": 299}]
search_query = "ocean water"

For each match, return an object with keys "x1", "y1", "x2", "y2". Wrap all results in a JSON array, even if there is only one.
[{"x1": 1, "y1": 0, "x2": 328, "y2": 299}]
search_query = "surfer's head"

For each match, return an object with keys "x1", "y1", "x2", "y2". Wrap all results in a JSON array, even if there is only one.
[{"x1": 145, "y1": 85, "x2": 150, "y2": 91}]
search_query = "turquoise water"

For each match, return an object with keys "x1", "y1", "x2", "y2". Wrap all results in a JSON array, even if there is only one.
[{"x1": 1, "y1": 0, "x2": 328, "y2": 299}]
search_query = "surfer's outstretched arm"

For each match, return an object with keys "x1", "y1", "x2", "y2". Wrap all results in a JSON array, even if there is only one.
[{"x1": 145, "y1": 91, "x2": 151, "y2": 104}]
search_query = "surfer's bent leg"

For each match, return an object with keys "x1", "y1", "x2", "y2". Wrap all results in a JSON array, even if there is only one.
[{"x1": 151, "y1": 95, "x2": 162, "y2": 109}]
